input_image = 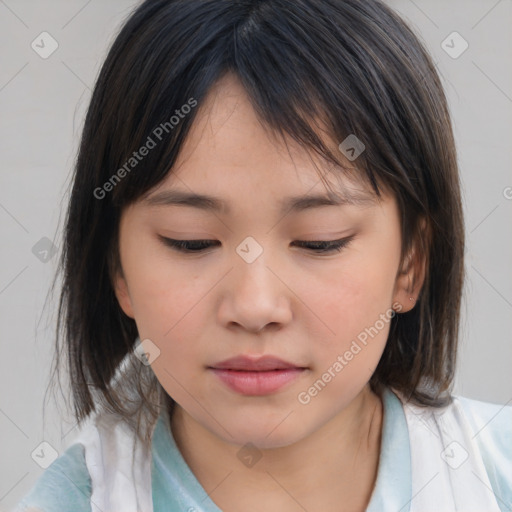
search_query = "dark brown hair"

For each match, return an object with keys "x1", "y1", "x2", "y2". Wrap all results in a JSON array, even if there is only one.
[{"x1": 48, "y1": 0, "x2": 465, "y2": 446}]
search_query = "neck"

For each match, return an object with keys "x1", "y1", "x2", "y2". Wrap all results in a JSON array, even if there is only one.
[{"x1": 170, "y1": 385, "x2": 383, "y2": 512}]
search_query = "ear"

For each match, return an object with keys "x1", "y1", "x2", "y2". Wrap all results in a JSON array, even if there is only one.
[
  {"x1": 113, "y1": 269, "x2": 135, "y2": 319},
  {"x1": 392, "y1": 218, "x2": 429, "y2": 314}
]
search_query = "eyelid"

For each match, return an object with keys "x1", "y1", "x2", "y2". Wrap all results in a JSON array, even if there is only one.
[
  {"x1": 158, "y1": 235, "x2": 355, "y2": 254},
  {"x1": 159, "y1": 237, "x2": 220, "y2": 253},
  {"x1": 290, "y1": 236, "x2": 354, "y2": 253}
]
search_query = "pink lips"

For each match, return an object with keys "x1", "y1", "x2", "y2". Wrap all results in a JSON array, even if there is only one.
[{"x1": 208, "y1": 355, "x2": 306, "y2": 396}]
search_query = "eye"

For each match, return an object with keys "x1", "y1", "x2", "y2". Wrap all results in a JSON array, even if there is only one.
[
  {"x1": 291, "y1": 236, "x2": 355, "y2": 253},
  {"x1": 159, "y1": 237, "x2": 220, "y2": 253},
  {"x1": 159, "y1": 236, "x2": 354, "y2": 254}
]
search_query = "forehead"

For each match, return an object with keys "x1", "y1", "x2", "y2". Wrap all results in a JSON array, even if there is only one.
[{"x1": 141, "y1": 74, "x2": 385, "y2": 212}]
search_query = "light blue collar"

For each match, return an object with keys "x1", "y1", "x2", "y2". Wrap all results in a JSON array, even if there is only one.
[{"x1": 151, "y1": 387, "x2": 411, "y2": 511}]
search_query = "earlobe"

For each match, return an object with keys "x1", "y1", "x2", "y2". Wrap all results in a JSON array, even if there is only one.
[{"x1": 114, "y1": 272, "x2": 135, "y2": 319}]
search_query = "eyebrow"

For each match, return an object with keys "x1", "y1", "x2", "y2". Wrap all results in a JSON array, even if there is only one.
[{"x1": 142, "y1": 188, "x2": 378, "y2": 215}]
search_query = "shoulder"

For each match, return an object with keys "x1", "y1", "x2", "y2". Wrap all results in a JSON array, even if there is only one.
[
  {"x1": 13, "y1": 443, "x2": 92, "y2": 512},
  {"x1": 455, "y1": 394, "x2": 512, "y2": 455},
  {"x1": 455, "y1": 394, "x2": 512, "y2": 506}
]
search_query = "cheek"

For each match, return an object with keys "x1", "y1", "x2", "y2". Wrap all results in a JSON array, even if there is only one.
[
  {"x1": 130, "y1": 263, "x2": 210, "y2": 402},
  {"x1": 306, "y1": 246, "x2": 398, "y2": 369},
  {"x1": 122, "y1": 235, "x2": 208, "y2": 334},
  {"x1": 124, "y1": 252, "x2": 216, "y2": 389},
  {"x1": 303, "y1": 275, "x2": 391, "y2": 404}
]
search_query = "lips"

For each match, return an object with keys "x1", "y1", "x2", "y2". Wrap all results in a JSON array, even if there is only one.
[
  {"x1": 208, "y1": 355, "x2": 307, "y2": 395},
  {"x1": 209, "y1": 355, "x2": 304, "y2": 371}
]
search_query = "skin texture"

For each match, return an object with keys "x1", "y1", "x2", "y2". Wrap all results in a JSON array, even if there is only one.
[{"x1": 114, "y1": 73, "x2": 425, "y2": 511}]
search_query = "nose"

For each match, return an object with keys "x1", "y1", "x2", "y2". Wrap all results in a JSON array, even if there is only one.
[{"x1": 217, "y1": 250, "x2": 292, "y2": 333}]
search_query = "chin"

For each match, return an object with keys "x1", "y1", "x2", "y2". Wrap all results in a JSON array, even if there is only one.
[{"x1": 212, "y1": 416, "x2": 310, "y2": 450}]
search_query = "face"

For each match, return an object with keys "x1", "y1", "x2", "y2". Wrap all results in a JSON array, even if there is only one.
[{"x1": 114, "y1": 73, "x2": 418, "y2": 449}]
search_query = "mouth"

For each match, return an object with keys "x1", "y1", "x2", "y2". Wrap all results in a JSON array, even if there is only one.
[{"x1": 208, "y1": 355, "x2": 308, "y2": 396}]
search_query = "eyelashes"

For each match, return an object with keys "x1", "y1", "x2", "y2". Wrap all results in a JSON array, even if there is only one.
[
  {"x1": 291, "y1": 237, "x2": 354, "y2": 253},
  {"x1": 161, "y1": 238, "x2": 221, "y2": 252},
  {"x1": 159, "y1": 236, "x2": 355, "y2": 255}
]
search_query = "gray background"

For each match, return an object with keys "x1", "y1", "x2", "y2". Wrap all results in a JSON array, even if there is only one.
[{"x1": 1, "y1": 0, "x2": 511, "y2": 509}]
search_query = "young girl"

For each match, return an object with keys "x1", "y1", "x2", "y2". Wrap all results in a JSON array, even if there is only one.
[{"x1": 14, "y1": 0, "x2": 511, "y2": 511}]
